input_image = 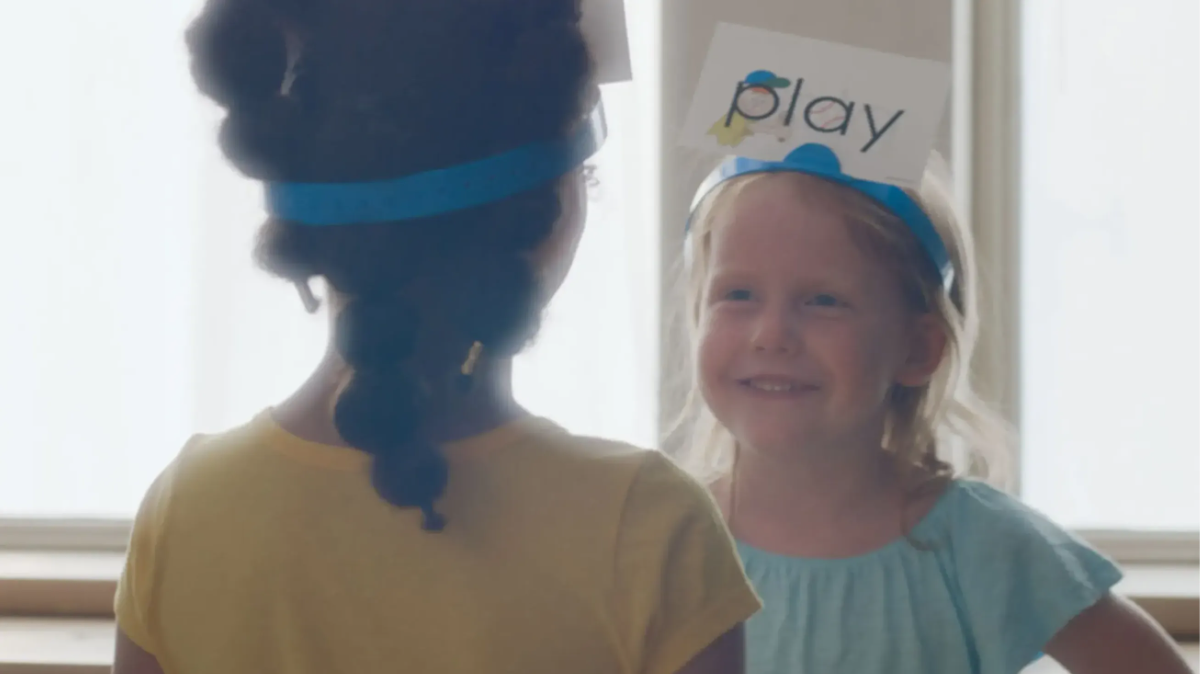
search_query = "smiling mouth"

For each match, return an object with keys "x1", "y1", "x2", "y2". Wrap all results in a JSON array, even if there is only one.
[{"x1": 737, "y1": 378, "x2": 819, "y2": 394}]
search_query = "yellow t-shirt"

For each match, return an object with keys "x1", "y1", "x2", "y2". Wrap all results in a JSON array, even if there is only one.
[{"x1": 116, "y1": 411, "x2": 760, "y2": 674}]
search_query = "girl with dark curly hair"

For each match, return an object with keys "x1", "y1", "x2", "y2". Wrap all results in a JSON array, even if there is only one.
[{"x1": 112, "y1": 1, "x2": 760, "y2": 673}]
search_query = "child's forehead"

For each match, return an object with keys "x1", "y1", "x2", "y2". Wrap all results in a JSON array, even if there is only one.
[{"x1": 709, "y1": 174, "x2": 861, "y2": 261}]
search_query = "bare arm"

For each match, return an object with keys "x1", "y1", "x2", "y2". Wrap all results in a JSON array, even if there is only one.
[
  {"x1": 112, "y1": 629, "x2": 165, "y2": 674},
  {"x1": 1044, "y1": 593, "x2": 1190, "y2": 674},
  {"x1": 674, "y1": 624, "x2": 745, "y2": 674}
]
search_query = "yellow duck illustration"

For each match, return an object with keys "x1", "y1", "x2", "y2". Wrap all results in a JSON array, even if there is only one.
[{"x1": 708, "y1": 112, "x2": 752, "y2": 146}]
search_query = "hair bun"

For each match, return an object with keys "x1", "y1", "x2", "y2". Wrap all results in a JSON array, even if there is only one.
[
  {"x1": 187, "y1": 0, "x2": 289, "y2": 110},
  {"x1": 333, "y1": 369, "x2": 424, "y2": 451},
  {"x1": 219, "y1": 95, "x2": 312, "y2": 179},
  {"x1": 504, "y1": 14, "x2": 590, "y2": 127},
  {"x1": 372, "y1": 447, "x2": 449, "y2": 511}
]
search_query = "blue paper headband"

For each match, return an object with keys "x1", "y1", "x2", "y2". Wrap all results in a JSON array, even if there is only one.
[
  {"x1": 265, "y1": 101, "x2": 608, "y2": 226},
  {"x1": 688, "y1": 143, "x2": 954, "y2": 287}
]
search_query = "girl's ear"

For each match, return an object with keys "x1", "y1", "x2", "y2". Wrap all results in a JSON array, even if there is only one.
[{"x1": 895, "y1": 313, "x2": 948, "y2": 387}]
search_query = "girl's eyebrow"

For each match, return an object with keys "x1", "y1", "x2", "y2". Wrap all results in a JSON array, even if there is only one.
[{"x1": 707, "y1": 268, "x2": 758, "y2": 284}]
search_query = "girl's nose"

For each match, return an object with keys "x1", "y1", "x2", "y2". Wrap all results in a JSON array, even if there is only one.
[{"x1": 749, "y1": 305, "x2": 797, "y2": 354}]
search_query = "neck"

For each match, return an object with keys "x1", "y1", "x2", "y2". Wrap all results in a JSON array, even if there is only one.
[
  {"x1": 725, "y1": 432, "x2": 954, "y2": 559},
  {"x1": 728, "y1": 419, "x2": 898, "y2": 531},
  {"x1": 736, "y1": 446, "x2": 891, "y2": 522},
  {"x1": 275, "y1": 351, "x2": 526, "y2": 448},
  {"x1": 422, "y1": 355, "x2": 527, "y2": 443}
]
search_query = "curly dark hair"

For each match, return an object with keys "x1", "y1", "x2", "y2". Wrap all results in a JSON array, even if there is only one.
[{"x1": 185, "y1": 0, "x2": 594, "y2": 530}]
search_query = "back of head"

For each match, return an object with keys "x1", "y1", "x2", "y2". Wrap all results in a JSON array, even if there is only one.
[
  {"x1": 186, "y1": 0, "x2": 594, "y2": 529},
  {"x1": 674, "y1": 153, "x2": 1011, "y2": 490}
]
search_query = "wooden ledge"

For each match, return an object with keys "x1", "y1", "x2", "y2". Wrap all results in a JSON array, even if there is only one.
[{"x1": 0, "y1": 618, "x2": 113, "y2": 674}]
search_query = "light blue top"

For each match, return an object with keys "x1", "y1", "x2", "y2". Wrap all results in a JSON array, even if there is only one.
[{"x1": 739, "y1": 479, "x2": 1122, "y2": 674}]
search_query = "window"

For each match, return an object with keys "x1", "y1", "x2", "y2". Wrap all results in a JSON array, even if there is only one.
[
  {"x1": 0, "y1": 1, "x2": 657, "y2": 520},
  {"x1": 1018, "y1": 0, "x2": 1199, "y2": 532}
]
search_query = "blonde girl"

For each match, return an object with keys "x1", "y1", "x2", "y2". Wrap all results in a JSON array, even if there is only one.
[{"x1": 673, "y1": 143, "x2": 1189, "y2": 674}]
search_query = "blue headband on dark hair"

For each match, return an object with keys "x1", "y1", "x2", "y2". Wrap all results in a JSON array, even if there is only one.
[
  {"x1": 688, "y1": 143, "x2": 954, "y2": 286},
  {"x1": 264, "y1": 102, "x2": 607, "y2": 226}
]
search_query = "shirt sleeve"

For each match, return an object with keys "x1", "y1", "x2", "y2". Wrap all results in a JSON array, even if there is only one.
[
  {"x1": 949, "y1": 481, "x2": 1123, "y2": 674},
  {"x1": 611, "y1": 451, "x2": 762, "y2": 674},
  {"x1": 114, "y1": 455, "x2": 183, "y2": 656}
]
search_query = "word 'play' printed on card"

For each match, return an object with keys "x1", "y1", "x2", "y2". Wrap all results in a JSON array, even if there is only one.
[{"x1": 679, "y1": 23, "x2": 951, "y2": 187}]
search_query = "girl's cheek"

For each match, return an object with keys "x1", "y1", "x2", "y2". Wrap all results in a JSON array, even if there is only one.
[
  {"x1": 699, "y1": 307, "x2": 746, "y2": 346},
  {"x1": 698, "y1": 305, "x2": 727, "y2": 335},
  {"x1": 695, "y1": 310, "x2": 719, "y2": 348}
]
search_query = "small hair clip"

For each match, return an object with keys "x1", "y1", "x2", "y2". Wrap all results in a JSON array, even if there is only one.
[
  {"x1": 456, "y1": 341, "x2": 485, "y2": 394},
  {"x1": 295, "y1": 280, "x2": 321, "y2": 314},
  {"x1": 460, "y1": 341, "x2": 484, "y2": 377},
  {"x1": 280, "y1": 31, "x2": 303, "y2": 96}
]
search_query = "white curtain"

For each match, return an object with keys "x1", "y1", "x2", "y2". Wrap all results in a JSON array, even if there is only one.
[{"x1": 0, "y1": 1, "x2": 657, "y2": 518}]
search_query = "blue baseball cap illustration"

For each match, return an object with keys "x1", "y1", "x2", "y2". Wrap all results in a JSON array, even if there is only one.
[{"x1": 744, "y1": 69, "x2": 791, "y2": 89}]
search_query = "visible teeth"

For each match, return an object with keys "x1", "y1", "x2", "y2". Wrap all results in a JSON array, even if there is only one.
[{"x1": 749, "y1": 381, "x2": 793, "y2": 392}]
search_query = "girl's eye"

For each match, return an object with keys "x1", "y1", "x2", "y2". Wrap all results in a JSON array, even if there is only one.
[
  {"x1": 808, "y1": 293, "x2": 842, "y2": 307},
  {"x1": 725, "y1": 288, "x2": 753, "y2": 301}
]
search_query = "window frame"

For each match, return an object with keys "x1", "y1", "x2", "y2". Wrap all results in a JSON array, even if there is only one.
[
  {"x1": 959, "y1": 0, "x2": 1198, "y2": 564},
  {"x1": 0, "y1": 519, "x2": 130, "y2": 553}
]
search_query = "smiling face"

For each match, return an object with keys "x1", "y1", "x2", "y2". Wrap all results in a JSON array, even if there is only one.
[{"x1": 696, "y1": 174, "x2": 945, "y2": 458}]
